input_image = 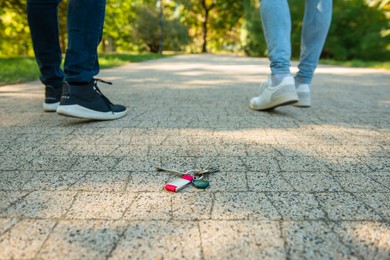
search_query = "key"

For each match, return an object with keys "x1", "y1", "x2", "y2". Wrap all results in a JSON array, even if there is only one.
[
  {"x1": 193, "y1": 166, "x2": 220, "y2": 176},
  {"x1": 155, "y1": 167, "x2": 185, "y2": 176}
]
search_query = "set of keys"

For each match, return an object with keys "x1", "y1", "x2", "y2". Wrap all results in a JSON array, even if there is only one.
[{"x1": 156, "y1": 166, "x2": 219, "y2": 192}]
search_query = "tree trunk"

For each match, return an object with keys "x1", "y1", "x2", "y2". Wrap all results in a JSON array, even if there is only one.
[
  {"x1": 201, "y1": 0, "x2": 216, "y2": 53},
  {"x1": 159, "y1": 0, "x2": 164, "y2": 54},
  {"x1": 202, "y1": 9, "x2": 209, "y2": 53}
]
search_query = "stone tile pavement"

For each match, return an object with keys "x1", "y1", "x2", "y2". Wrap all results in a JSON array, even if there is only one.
[{"x1": 0, "y1": 54, "x2": 389, "y2": 259}]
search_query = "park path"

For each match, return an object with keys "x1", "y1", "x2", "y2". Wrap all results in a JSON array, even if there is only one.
[{"x1": 0, "y1": 54, "x2": 389, "y2": 259}]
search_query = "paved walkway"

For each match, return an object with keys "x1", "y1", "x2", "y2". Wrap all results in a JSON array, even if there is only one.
[{"x1": 0, "y1": 54, "x2": 389, "y2": 259}]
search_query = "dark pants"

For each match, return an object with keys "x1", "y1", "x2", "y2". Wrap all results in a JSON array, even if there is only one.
[{"x1": 27, "y1": 0, "x2": 106, "y2": 86}]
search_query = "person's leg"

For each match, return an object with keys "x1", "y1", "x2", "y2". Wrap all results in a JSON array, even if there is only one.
[
  {"x1": 57, "y1": 0, "x2": 127, "y2": 120},
  {"x1": 27, "y1": 0, "x2": 64, "y2": 111},
  {"x1": 296, "y1": 0, "x2": 332, "y2": 85},
  {"x1": 249, "y1": 0, "x2": 298, "y2": 111},
  {"x1": 260, "y1": 0, "x2": 292, "y2": 82},
  {"x1": 63, "y1": 0, "x2": 105, "y2": 83},
  {"x1": 294, "y1": 0, "x2": 332, "y2": 107}
]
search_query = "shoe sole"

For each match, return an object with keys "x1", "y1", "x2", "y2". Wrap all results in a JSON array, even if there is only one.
[
  {"x1": 293, "y1": 101, "x2": 311, "y2": 107},
  {"x1": 43, "y1": 102, "x2": 60, "y2": 112},
  {"x1": 56, "y1": 104, "x2": 128, "y2": 120},
  {"x1": 249, "y1": 93, "x2": 299, "y2": 111}
]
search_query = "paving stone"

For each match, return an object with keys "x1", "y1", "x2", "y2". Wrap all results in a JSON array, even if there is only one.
[
  {"x1": 57, "y1": 134, "x2": 103, "y2": 145},
  {"x1": 0, "y1": 191, "x2": 28, "y2": 213},
  {"x1": 326, "y1": 157, "x2": 371, "y2": 173},
  {"x1": 312, "y1": 145, "x2": 350, "y2": 157},
  {"x1": 278, "y1": 156, "x2": 330, "y2": 172},
  {"x1": 281, "y1": 172, "x2": 343, "y2": 192},
  {"x1": 214, "y1": 144, "x2": 247, "y2": 156},
  {"x1": 127, "y1": 171, "x2": 169, "y2": 192},
  {"x1": 212, "y1": 192, "x2": 281, "y2": 220},
  {"x1": 21, "y1": 156, "x2": 76, "y2": 171},
  {"x1": 110, "y1": 221, "x2": 201, "y2": 259},
  {"x1": 332, "y1": 172, "x2": 389, "y2": 192},
  {"x1": 282, "y1": 221, "x2": 352, "y2": 259},
  {"x1": 240, "y1": 156, "x2": 279, "y2": 172},
  {"x1": 196, "y1": 156, "x2": 246, "y2": 172},
  {"x1": 70, "y1": 156, "x2": 120, "y2": 171},
  {"x1": 181, "y1": 144, "x2": 220, "y2": 157},
  {"x1": 353, "y1": 192, "x2": 390, "y2": 219},
  {"x1": 206, "y1": 171, "x2": 247, "y2": 192},
  {"x1": 368, "y1": 172, "x2": 390, "y2": 189},
  {"x1": 247, "y1": 171, "x2": 294, "y2": 192},
  {"x1": 160, "y1": 156, "x2": 196, "y2": 170},
  {"x1": 66, "y1": 144, "x2": 120, "y2": 156},
  {"x1": 187, "y1": 135, "x2": 223, "y2": 146},
  {"x1": 341, "y1": 145, "x2": 389, "y2": 157},
  {"x1": 130, "y1": 134, "x2": 166, "y2": 145},
  {"x1": 69, "y1": 171, "x2": 129, "y2": 192},
  {"x1": 123, "y1": 193, "x2": 172, "y2": 220},
  {"x1": 108, "y1": 144, "x2": 149, "y2": 157},
  {"x1": 331, "y1": 221, "x2": 390, "y2": 259},
  {"x1": 200, "y1": 220, "x2": 285, "y2": 259},
  {"x1": 360, "y1": 157, "x2": 390, "y2": 171},
  {"x1": 0, "y1": 154, "x2": 32, "y2": 170},
  {"x1": 38, "y1": 220, "x2": 126, "y2": 259},
  {"x1": 22, "y1": 171, "x2": 86, "y2": 191},
  {"x1": 274, "y1": 144, "x2": 318, "y2": 157},
  {"x1": 114, "y1": 156, "x2": 161, "y2": 172},
  {"x1": 246, "y1": 144, "x2": 281, "y2": 157},
  {"x1": 0, "y1": 219, "x2": 56, "y2": 259},
  {"x1": 148, "y1": 145, "x2": 188, "y2": 157},
  {"x1": 172, "y1": 193, "x2": 213, "y2": 220},
  {"x1": 0, "y1": 218, "x2": 18, "y2": 236},
  {"x1": 316, "y1": 192, "x2": 383, "y2": 220},
  {"x1": 1, "y1": 191, "x2": 76, "y2": 218},
  {"x1": 34, "y1": 143, "x2": 75, "y2": 156},
  {"x1": 266, "y1": 192, "x2": 326, "y2": 220},
  {"x1": 66, "y1": 192, "x2": 136, "y2": 220},
  {"x1": 0, "y1": 171, "x2": 35, "y2": 191}
]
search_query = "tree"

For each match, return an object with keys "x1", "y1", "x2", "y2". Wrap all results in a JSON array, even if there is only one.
[
  {"x1": 133, "y1": 2, "x2": 189, "y2": 53},
  {"x1": 324, "y1": 0, "x2": 390, "y2": 60},
  {"x1": 242, "y1": 0, "x2": 263, "y2": 56}
]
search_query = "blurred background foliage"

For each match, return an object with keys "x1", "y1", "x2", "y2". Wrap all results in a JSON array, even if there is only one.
[{"x1": 0, "y1": 0, "x2": 389, "y2": 61}]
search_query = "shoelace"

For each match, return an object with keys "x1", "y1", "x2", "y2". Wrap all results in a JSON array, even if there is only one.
[{"x1": 93, "y1": 78, "x2": 114, "y2": 109}]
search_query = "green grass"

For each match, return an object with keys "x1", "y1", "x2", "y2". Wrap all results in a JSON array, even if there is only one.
[
  {"x1": 0, "y1": 53, "x2": 168, "y2": 86},
  {"x1": 319, "y1": 59, "x2": 390, "y2": 70},
  {"x1": 0, "y1": 57, "x2": 40, "y2": 85},
  {"x1": 99, "y1": 53, "x2": 167, "y2": 69}
]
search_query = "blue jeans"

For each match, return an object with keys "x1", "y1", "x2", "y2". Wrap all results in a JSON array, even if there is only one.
[
  {"x1": 260, "y1": 0, "x2": 332, "y2": 84},
  {"x1": 27, "y1": 0, "x2": 106, "y2": 86}
]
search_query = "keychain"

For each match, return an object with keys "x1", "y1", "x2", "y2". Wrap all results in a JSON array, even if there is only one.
[
  {"x1": 164, "y1": 174, "x2": 194, "y2": 192},
  {"x1": 156, "y1": 166, "x2": 218, "y2": 192},
  {"x1": 192, "y1": 176, "x2": 209, "y2": 189}
]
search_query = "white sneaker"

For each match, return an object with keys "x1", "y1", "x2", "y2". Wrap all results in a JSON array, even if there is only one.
[
  {"x1": 294, "y1": 83, "x2": 311, "y2": 107},
  {"x1": 249, "y1": 75, "x2": 298, "y2": 111}
]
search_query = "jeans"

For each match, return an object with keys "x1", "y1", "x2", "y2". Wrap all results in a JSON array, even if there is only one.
[
  {"x1": 27, "y1": 0, "x2": 106, "y2": 86},
  {"x1": 260, "y1": 0, "x2": 332, "y2": 84}
]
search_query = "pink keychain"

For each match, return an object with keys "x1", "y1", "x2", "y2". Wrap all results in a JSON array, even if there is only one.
[{"x1": 164, "y1": 174, "x2": 194, "y2": 192}]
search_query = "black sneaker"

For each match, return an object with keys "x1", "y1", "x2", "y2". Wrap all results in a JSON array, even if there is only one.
[
  {"x1": 43, "y1": 85, "x2": 62, "y2": 112},
  {"x1": 56, "y1": 79, "x2": 128, "y2": 120}
]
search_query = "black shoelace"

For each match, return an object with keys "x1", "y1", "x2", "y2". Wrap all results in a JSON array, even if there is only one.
[{"x1": 93, "y1": 78, "x2": 115, "y2": 109}]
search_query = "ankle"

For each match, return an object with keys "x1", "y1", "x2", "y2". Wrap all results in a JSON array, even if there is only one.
[{"x1": 271, "y1": 74, "x2": 292, "y2": 87}]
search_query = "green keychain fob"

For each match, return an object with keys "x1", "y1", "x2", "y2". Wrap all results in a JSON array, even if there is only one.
[{"x1": 192, "y1": 179, "x2": 209, "y2": 189}]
